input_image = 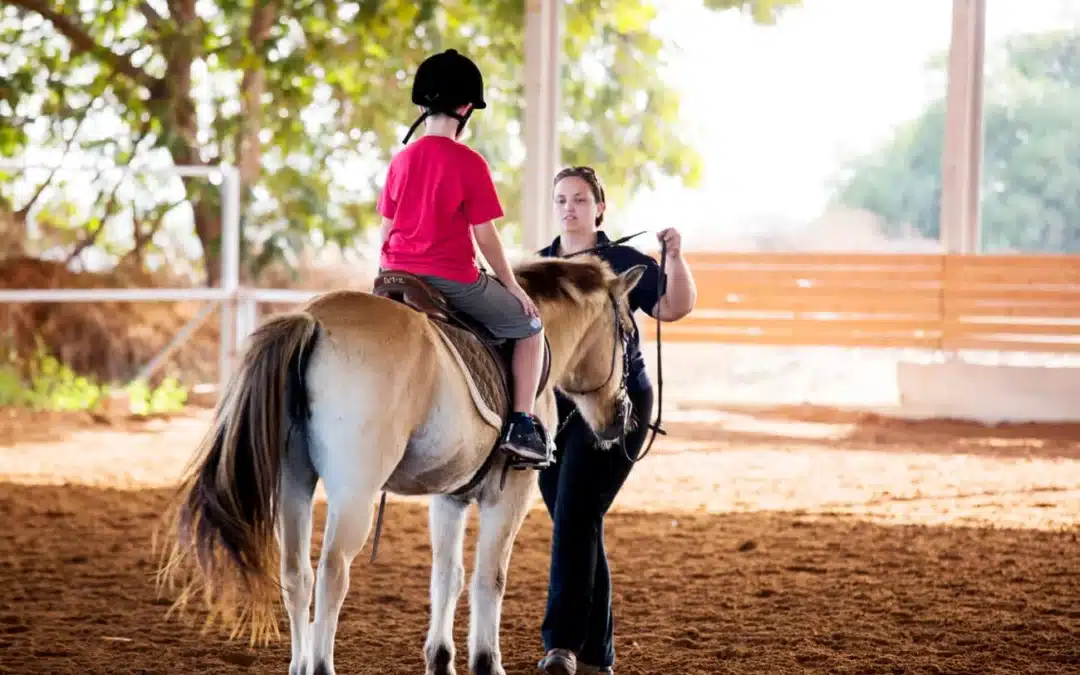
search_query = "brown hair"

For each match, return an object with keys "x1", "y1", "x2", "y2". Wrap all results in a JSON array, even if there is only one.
[{"x1": 553, "y1": 166, "x2": 606, "y2": 227}]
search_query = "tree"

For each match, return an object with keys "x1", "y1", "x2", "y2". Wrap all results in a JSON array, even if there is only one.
[
  {"x1": 834, "y1": 29, "x2": 1080, "y2": 253},
  {"x1": 0, "y1": 0, "x2": 801, "y2": 283}
]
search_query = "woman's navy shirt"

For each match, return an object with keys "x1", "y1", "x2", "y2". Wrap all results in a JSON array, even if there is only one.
[{"x1": 538, "y1": 231, "x2": 662, "y2": 393}]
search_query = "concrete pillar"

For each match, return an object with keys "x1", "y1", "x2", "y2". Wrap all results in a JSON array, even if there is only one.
[
  {"x1": 939, "y1": 0, "x2": 986, "y2": 253},
  {"x1": 523, "y1": 0, "x2": 562, "y2": 252}
]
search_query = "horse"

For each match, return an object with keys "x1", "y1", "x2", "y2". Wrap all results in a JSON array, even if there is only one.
[{"x1": 155, "y1": 255, "x2": 646, "y2": 675}]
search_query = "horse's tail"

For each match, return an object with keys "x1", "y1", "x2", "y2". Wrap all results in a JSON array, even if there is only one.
[{"x1": 155, "y1": 310, "x2": 320, "y2": 644}]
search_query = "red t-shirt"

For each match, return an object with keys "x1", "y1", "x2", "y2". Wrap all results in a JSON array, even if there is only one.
[{"x1": 377, "y1": 135, "x2": 505, "y2": 284}]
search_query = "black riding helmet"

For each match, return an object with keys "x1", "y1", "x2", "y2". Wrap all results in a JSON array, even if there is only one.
[{"x1": 402, "y1": 49, "x2": 487, "y2": 143}]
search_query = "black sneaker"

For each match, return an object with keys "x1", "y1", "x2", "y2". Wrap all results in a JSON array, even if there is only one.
[{"x1": 501, "y1": 414, "x2": 553, "y2": 467}]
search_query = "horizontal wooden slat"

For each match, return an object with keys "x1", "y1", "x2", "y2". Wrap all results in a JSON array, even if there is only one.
[
  {"x1": 651, "y1": 315, "x2": 941, "y2": 333},
  {"x1": 945, "y1": 287, "x2": 1080, "y2": 303},
  {"x1": 696, "y1": 283, "x2": 943, "y2": 305},
  {"x1": 692, "y1": 292, "x2": 943, "y2": 315},
  {"x1": 945, "y1": 268, "x2": 1080, "y2": 285},
  {"x1": 691, "y1": 266, "x2": 944, "y2": 284},
  {"x1": 943, "y1": 319, "x2": 1080, "y2": 337},
  {"x1": 945, "y1": 299, "x2": 1080, "y2": 319},
  {"x1": 632, "y1": 251, "x2": 1080, "y2": 352},
  {"x1": 941, "y1": 336, "x2": 1080, "y2": 353},
  {"x1": 678, "y1": 252, "x2": 944, "y2": 267},
  {"x1": 639, "y1": 325, "x2": 942, "y2": 349},
  {"x1": 946, "y1": 254, "x2": 1080, "y2": 267}
]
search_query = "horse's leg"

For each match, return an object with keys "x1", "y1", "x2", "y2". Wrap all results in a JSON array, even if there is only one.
[
  {"x1": 424, "y1": 495, "x2": 469, "y2": 675},
  {"x1": 468, "y1": 470, "x2": 535, "y2": 675},
  {"x1": 309, "y1": 421, "x2": 398, "y2": 675},
  {"x1": 278, "y1": 448, "x2": 318, "y2": 675}
]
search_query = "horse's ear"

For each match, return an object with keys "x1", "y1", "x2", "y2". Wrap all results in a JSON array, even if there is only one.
[{"x1": 614, "y1": 264, "x2": 646, "y2": 300}]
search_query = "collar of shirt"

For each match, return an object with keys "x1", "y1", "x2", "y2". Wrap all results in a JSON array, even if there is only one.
[{"x1": 537, "y1": 230, "x2": 611, "y2": 258}]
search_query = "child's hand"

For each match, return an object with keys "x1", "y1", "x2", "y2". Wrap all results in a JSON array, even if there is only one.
[{"x1": 508, "y1": 283, "x2": 540, "y2": 317}]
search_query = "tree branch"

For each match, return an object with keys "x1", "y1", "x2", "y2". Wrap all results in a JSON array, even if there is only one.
[
  {"x1": 122, "y1": 198, "x2": 183, "y2": 268},
  {"x1": 66, "y1": 171, "x2": 125, "y2": 265},
  {"x1": 4, "y1": 0, "x2": 160, "y2": 90},
  {"x1": 15, "y1": 95, "x2": 99, "y2": 220},
  {"x1": 137, "y1": 1, "x2": 165, "y2": 29}
]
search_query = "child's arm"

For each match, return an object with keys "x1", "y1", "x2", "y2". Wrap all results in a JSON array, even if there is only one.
[
  {"x1": 473, "y1": 222, "x2": 539, "y2": 317},
  {"x1": 472, "y1": 221, "x2": 516, "y2": 286},
  {"x1": 379, "y1": 217, "x2": 393, "y2": 244}
]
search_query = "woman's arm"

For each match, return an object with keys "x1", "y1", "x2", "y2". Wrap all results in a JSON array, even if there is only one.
[{"x1": 652, "y1": 227, "x2": 696, "y2": 322}]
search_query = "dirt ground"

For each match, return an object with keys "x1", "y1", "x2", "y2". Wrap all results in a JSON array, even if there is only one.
[{"x1": 1, "y1": 405, "x2": 1079, "y2": 675}]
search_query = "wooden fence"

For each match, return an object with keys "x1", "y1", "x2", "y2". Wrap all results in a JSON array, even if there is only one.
[{"x1": 639, "y1": 252, "x2": 1080, "y2": 353}]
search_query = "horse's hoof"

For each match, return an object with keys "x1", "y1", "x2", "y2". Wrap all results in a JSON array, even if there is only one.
[
  {"x1": 312, "y1": 661, "x2": 334, "y2": 675},
  {"x1": 289, "y1": 662, "x2": 309, "y2": 675},
  {"x1": 426, "y1": 644, "x2": 455, "y2": 675},
  {"x1": 472, "y1": 650, "x2": 504, "y2": 675}
]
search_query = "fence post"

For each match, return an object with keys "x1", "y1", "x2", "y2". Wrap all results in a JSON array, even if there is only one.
[{"x1": 217, "y1": 165, "x2": 242, "y2": 390}]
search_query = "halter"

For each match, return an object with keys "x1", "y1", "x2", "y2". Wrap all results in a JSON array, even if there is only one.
[{"x1": 557, "y1": 234, "x2": 668, "y2": 463}]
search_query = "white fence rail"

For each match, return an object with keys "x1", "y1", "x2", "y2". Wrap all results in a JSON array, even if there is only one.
[{"x1": 0, "y1": 160, "x2": 256, "y2": 390}]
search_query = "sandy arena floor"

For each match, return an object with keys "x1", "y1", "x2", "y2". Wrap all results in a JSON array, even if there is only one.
[{"x1": 1, "y1": 404, "x2": 1079, "y2": 674}]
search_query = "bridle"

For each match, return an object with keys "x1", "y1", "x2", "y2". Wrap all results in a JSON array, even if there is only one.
[{"x1": 557, "y1": 231, "x2": 667, "y2": 463}]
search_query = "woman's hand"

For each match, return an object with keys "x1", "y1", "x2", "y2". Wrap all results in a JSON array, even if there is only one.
[
  {"x1": 657, "y1": 227, "x2": 682, "y2": 258},
  {"x1": 652, "y1": 226, "x2": 696, "y2": 322},
  {"x1": 508, "y1": 283, "x2": 540, "y2": 318}
]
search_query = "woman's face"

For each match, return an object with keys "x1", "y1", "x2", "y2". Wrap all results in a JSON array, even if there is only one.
[{"x1": 553, "y1": 176, "x2": 604, "y2": 235}]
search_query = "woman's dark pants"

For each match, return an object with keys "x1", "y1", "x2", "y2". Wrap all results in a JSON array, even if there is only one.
[{"x1": 538, "y1": 384, "x2": 655, "y2": 669}]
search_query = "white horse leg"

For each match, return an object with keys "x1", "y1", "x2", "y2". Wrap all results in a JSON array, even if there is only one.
[
  {"x1": 308, "y1": 416, "x2": 397, "y2": 675},
  {"x1": 468, "y1": 472, "x2": 535, "y2": 675},
  {"x1": 424, "y1": 495, "x2": 469, "y2": 675},
  {"x1": 309, "y1": 483, "x2": 379, "y2": 675},
  {"x1": 278, "y1": 452, "x2": 318, "y2": 675}
]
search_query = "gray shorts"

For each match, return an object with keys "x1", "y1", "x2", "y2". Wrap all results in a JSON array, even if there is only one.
[{"x1": 420, "y1": 272, "x2": 543, "y2": 340}]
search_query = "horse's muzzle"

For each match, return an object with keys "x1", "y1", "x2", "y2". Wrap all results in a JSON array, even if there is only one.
[{"x1": 594, "y1": 394, "x2": 631, "y2": 446}]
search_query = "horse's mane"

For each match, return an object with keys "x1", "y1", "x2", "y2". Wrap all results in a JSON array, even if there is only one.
[{"x1": 513, "y1": 256, "x2": 617, "y2": 305}]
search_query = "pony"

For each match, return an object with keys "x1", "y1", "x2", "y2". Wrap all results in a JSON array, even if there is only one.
[{"x1": 156, "y1": 255, "x2": 646, "y2": 675}]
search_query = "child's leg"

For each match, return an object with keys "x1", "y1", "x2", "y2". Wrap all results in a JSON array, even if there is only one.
[
  {"x1": 511, "y1": 329, "x2": 545, "y2": 416},
  {"x1": 418, "y1": 272, "x2": 552, "y2": 466}
]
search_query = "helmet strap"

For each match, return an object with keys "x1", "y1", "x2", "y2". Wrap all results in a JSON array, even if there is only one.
[
  {"x1": 454, "y1": 107, "x2": 474, "y2": 138},
  {"x1": 401, "y1": 110, "x2": 431, "y2": 144},
  {"x1": 401, "y1": 106, "x2": 475, "y2": 144}
]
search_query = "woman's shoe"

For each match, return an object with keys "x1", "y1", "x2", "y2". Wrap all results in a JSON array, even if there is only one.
[{"x1": 537, "y1": 648, "x2": 577, "y2": 674}]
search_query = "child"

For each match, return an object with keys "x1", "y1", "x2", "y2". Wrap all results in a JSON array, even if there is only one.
[{"x1": 377, "y1": 48, "x2": 552, "y2": 467}]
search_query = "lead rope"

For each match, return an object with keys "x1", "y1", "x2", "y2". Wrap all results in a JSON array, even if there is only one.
[
  {"x1": 626, "y1": 237, "x2": 667, "y2": 463},
  {"x1": 370, "y1": 490, "x2": 388, "y2": 563}
]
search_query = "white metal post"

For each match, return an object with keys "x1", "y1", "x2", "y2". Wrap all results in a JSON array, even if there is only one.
[
  {"x1": 523, "y1": 0, "x2": 563, "y2": 252},
  {"x1": 217, "y1": 165, "x2": 242, "y2": 389},
  {"x1": 939, "y1": 0, "x2": 986, "y2": 254}
]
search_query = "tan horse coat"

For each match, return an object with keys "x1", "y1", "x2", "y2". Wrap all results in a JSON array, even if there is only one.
[{"x1": 157, "y1": 256, "x2": 645, "y2": 675}]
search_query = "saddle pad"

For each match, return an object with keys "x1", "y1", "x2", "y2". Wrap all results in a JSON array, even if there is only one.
[{"x1": 432, "y1": 323, "x2": 508, "y2": 430}]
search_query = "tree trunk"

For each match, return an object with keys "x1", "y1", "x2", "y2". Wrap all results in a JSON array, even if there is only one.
[{"x1": 193, "y1": 200, "x2": 223, "y2": 286}]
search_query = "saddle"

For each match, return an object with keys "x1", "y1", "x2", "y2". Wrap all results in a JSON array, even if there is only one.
[
  {"x1": 372, "y1": 270, "x2": 552, "y2": 442},
  {"x1": 366, "y1": 269, "x2": 555, "y2": 562}
]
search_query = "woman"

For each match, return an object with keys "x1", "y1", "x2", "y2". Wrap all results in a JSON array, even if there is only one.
[{"x1": 535, "y1": 166, "x2": 697, "y2": 675}]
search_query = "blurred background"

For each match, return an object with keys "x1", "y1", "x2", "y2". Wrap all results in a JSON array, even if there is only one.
[
  {"x1": 3, "y1": 6, "x2": 1080, "y2": 673},
  {"x1": 2, "y1": 0, "x2": 1079, "y2": 413}
]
